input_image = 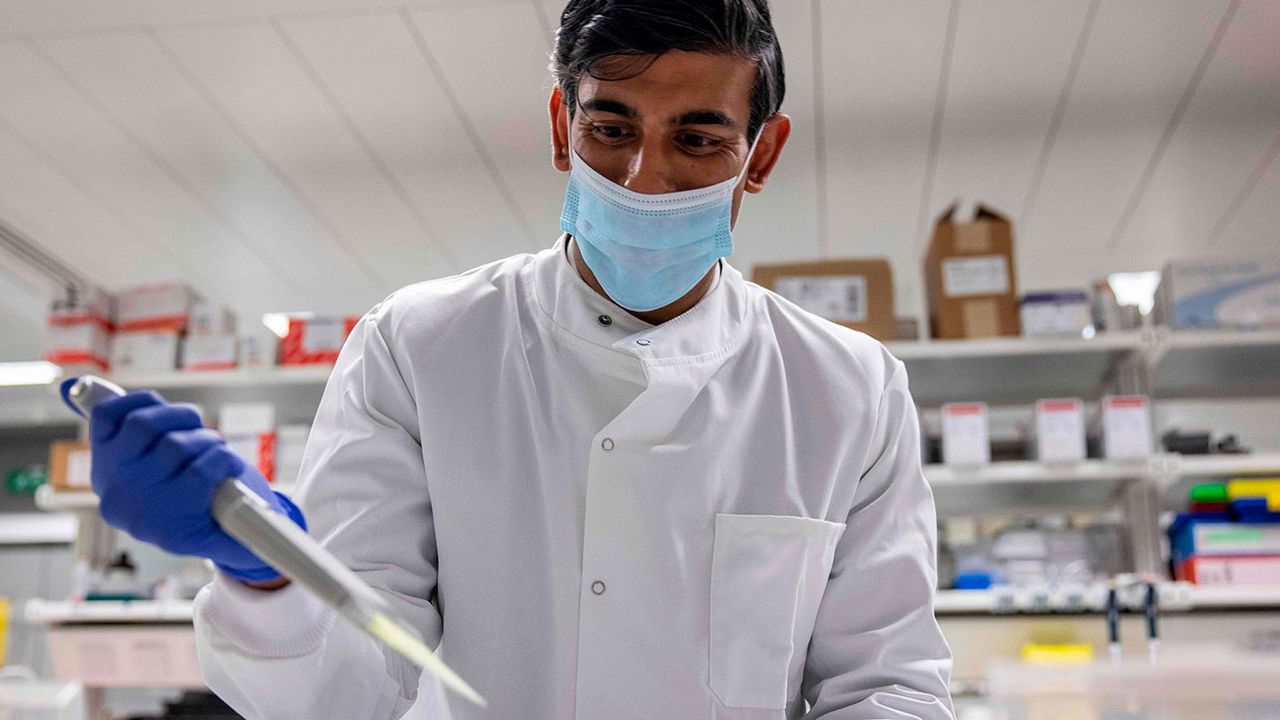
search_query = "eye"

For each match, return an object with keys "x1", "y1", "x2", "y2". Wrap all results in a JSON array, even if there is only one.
[
  {"x1": 677, "y1": 132, "x2": 722, "y2": 152},
  {"x1": 590, "y1": 124, "x2": 632, "y2": 143}
]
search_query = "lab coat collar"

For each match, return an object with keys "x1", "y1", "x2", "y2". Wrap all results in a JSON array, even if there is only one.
[{"x1": 526, "y1": 234, "x2": 753, "y2": 364}]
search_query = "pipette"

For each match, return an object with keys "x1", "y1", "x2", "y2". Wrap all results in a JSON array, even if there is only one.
[{"x1": 62, "y1": 375, "x2": 485, "y2": 709}]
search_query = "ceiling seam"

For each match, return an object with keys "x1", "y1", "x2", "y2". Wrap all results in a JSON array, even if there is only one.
[
  {"x1": 0, "y1": 114, "x2": 210, "y2": 290},
  {"x1": 1018, "y1": 0, "x2": 1100, "y2": 235},
  {"x1": 398, "y1": 7, "x2": 540, "y2": 247},
  {"x1": 1104, "y1": 0, "x2": 1241, "y2": 253},
  {"x1": 914, "y1": 0, "x2": 961, "y2": 254},
  {"x1": 1205, "y1": 129, "x2": 1280, "y2": 248},
  {"x1": 811, "y1": 0, "x2": 829, "y2": 258},
  {"x1": 20, "y1": 35, "x2": 308, "y2": 294},
  {"x1": 148, "y1": 26, "x2": 393, "y2": 289},
  {"x1": 271, "y1": 18, "x2": 462, "y2": 274}
]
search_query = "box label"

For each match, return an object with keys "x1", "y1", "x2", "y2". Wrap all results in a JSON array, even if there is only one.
[
  {"x1": 942, "y1": 255, "x2": 1010, "y2": 297},
  {"x1": 774, "y1": 275, "x2": 869, "y2": 323},
  {"x1": 303, "y1": 318, "x2": 347, "y2": 353}
]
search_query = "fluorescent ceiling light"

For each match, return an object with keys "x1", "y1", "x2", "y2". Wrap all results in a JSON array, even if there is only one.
[
  {"x1": 1107, "y1": 271, "x2": 1161, "y2": 315},
  {"x1": 0, "y1": 361, "x2": 63, "y2": 387}
]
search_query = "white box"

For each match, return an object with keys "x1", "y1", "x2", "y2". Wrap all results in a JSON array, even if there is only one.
[
  {"x1": 221, "y1": 402, "x2": 276, "y2": 482},
  {"x1": 1097, "y1": 395, "x2": 1152, "y2": 460},
  {"x1": 1155, "y1": 255, "x2": 1280, "y2": 329},
  {"x1": 44, "y1": 322, "x2": 111, "y2": 372},
  {"x1": 49, "y1": 286, "x2": 114, "y2": 327},
  {"x1": 942, "y1": 402, "x2": 990, "y2": 466},
  {"x1": 108, "y1": 331, "x2": 178, "y2": 373},
  {"x1": 1020, "y1": 291, "x2": 1091, "y2": 337},
  {"x1": 189, "y1": 302, "x2": 237, "y2": 336},
  {"x1": 238, "y1": 330, "x2": 278, "y2": 368},
  {"x1": 47, "y1": 626, "x2": 203, "y2": 689},
  {"x1": 275, "y1": 424, "x2": 311, "y2": 488},
  {"x1": 1033, "y1": 398, "x2": 1086, "y2": 463},
  {"x1": 115, "y1": 283, "x2": 199, "y2": 332},
  {"x1": 219, "y1": 403, "x2": 274, "y2": 434},
  {"x1": 180, "y1": 334, "x2": 237, "y2": 371}
]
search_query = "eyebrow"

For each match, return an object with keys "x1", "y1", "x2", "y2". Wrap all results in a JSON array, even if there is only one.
[{"x1": 579, "y1": 98, "x2": 738, "y2": 130}]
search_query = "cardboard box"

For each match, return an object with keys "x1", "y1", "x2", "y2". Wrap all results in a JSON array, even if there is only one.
[
  {"x1": 180, "y1": 334, "x2": 238, "y2": 371},
  {"x1": 924, "y1": 203, "x2": 1021, "y2": 339},
  {"x1": 1154, "y1": 255, "x2": 1280, "y2": 329},
  {"x1": 45, "y1": 321, "x2": 111, "y2": 372},
  {"x1": 110, "y1": 331, "x2": 180, "y2": 373},
  {"x1": 48, "y1": 440, "x2": 92, "y2": 491},
  {"x1": 220, "y1": 403, "x2": 276, "y2": 483},
  {"x1": 1021, "y1": 291, "x2": 1091, "y2": 338},
  {"x1": 1095, "y1": 395, "x2": 1152, "y2": 460},
  {"x1": 280, "y1": 315, "x2": 359, "y2": 365},
  {"x1": 1032, "y1": 398, "x2": 1086, "y2": 463},
  {"x1": 115, "y1": 283, "x2": 199, "y2": 332},
  {"x1": 942, "y1": 402, "x2": 990, "y2": 466},
  {"x1": 752, "y1": 259, "x2": 896, "y2": 340},
  {"x1": 189, "y1": 302, "x2": 237, "y2": 336}
]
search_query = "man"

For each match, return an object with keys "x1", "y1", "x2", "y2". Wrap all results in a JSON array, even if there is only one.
[{"x1": 87, "y1": 1, "x2": 954, "y2": 717}]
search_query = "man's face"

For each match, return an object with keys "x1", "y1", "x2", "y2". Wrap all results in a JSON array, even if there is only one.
[{"x1": 550, "y1": 50, "x2": 789, "y2": 227}]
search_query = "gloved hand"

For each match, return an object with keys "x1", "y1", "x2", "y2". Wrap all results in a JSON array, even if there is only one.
[{"x1": 88, "y1": 390, "x2": 306, "y2": 583}]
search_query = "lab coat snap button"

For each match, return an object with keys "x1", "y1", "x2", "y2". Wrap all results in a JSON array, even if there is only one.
[
  {"x1": 597, "y1": 314, "x2": 612, "y2": 326},
  {"x1": 601, "y1": 437, "x2": 615, "y2": 451},
  {"x1": 636, "y1": 338, "x2": 651, "y2": 346},
  {"x1": 591, "y1": 580, "x2": 606, "y2": 595}
]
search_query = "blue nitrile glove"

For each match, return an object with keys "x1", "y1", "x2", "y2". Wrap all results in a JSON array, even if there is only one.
[{"x1": 87, "y1": 390, "x2": 306, "y2": 583}]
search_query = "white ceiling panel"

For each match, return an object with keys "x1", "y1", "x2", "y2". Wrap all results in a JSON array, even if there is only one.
[
  {"x1": 0, "y1": 40, "x2": 294, "y2": 312},
  {"x1": 407, "y1": 4, "x2": 563, "y2": 247},
  {"x1": 1024, "y1": 0, "x2": 1235, "y2": 278},
  {"x1": 281, "y1": 11, "x2": 533, "y2": 274},
  {"x1": 819, "y1": 0, "x2": 953, "y2": 316},
  {"x1": 930, "y1": 0, "x2": 1093, "y2": 244},
  {"x1": 158, "y1": 20, "x2": 459, "y2": 309},
  {"x1": 1214, "y1": 130, "x2": 1280, "y2": 254},
  {"x1": 0, "y1": 0, "x2": 522, "y2": 37},
  {"x1": 37, "y1": 32, "x2": 390, "y2": 307},
  {"x1": 1113, "y1": 0, "x2": 1279, "y2": 259}
]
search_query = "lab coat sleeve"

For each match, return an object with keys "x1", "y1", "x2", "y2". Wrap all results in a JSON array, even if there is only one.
[
  {"x1": 193, "y1": 312, "x2": 445, "y2": 720},
  {"x1": 801, "y1": 360, "x2": 956, "y2": 719}
]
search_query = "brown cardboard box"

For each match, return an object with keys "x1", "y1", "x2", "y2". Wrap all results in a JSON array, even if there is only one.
[
  {"x1": 48, "y1": 440, "x2": 92, "y2": 491},
  {"x1": 923, "y1": 203, "x2": 1021, "y2": 339},
  {"x1": 752, "y1": 259, "x2": 896, "y2": 340}
]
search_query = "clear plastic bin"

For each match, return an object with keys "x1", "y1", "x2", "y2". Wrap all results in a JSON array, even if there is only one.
[
  {"x1": 985, "y1": 646, "x2": 1280, "y2": 720},
  {"x1": 0, "y1": 674, "x2": 86, "y2": 720}
]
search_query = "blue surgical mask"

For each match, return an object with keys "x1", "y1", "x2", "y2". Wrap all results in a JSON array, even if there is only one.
[{"x1": 559, "y1": 136, "x2": 760, "y2": 312}]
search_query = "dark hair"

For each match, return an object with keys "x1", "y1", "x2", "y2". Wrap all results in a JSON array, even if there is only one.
[{"x1": 550, "y1": 0, "x2": 785, "y2": 140}]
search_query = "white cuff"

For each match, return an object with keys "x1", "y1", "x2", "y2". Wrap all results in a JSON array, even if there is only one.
[{"x1": 195, "y1": 570, "x2": 336, "y2": 659}]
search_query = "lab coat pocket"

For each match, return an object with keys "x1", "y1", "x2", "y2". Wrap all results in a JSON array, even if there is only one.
[{"x1": 709, "y1": 513, "x2": 846, "y2": 710}]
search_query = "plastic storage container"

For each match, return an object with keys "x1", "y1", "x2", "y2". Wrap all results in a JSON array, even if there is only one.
[{"x1": 0, "y1": 675, "x2": 86, "y2": 720}]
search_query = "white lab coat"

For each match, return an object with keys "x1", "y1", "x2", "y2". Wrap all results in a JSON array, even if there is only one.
[{"x1": 194, "y1": 235, "x2": 954, "y2": 720}]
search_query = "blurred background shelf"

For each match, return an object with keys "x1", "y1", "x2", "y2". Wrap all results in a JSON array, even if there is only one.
[
  {"x1": 935, "y1": 583, "x2": 1280, "y2": 616},
  {"x1": 887, "y1": 332, "x2": 1146, "y2": 406},
  {"x1": 26, "y1": 599, "x2": 195, "y2": 625},
  {"x1": 0, "y1": 512, "x2": 77, "y2": 545}
]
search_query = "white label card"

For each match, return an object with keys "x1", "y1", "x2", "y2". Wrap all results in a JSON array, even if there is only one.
[
  {"x1": 774, "y1": 275, "x2": 868, "y2": 323},
  {"x1": 942, "y1": 255, "x2": 1010, "y2": 297}
]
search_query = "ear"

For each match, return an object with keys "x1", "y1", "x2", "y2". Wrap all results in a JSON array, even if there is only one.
[
  {"x1": 743, "y1": 113, "x2": 791, "y2": 194},
  {"x1": 549, "y1": 85, "x2": 571, "y2": 173}
]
